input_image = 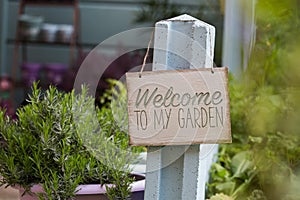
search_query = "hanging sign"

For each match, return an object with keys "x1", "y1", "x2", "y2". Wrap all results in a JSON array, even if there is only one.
[{"x1": 126, "y1": 67, "x2": 231, "y2": 146}]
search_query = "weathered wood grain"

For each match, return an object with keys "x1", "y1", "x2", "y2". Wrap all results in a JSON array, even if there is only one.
[{"x1": 126, "y1": 67, "x2": 231, "y2": 146}]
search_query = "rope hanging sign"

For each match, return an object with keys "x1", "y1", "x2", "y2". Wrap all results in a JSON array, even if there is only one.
[
  {"x1": 126, "y1": 67, "x2": 231, "y2": 146},
  {"x1": 126, "y1": 30, "x2": 231, "y2": 146}
]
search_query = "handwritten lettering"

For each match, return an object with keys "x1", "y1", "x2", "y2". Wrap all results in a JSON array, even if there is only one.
[
  {"x1": 178, "y1": 107, "x2": 224, "y2": 129},
  {"x1": 135, "y1": 87, "x2": 223, "y2": 109},
  {"x1": 154, "y1": 109, "x2": 172, "y2": 129},
  {"x1": 134, "y1": 110, "x2": 148, "y2": 130}
]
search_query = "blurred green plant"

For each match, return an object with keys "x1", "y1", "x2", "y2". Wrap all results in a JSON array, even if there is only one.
[
  {"x1": 97, "y1": 79, "x2": 145, "y2": 198},
  {"x1": 207, "y1": 0, "x2": 300, "y2": 199},
  {"x1": 99, "y1": 79, "x2": 146, "y2": 154},
  {"x1": 134, "y1": 0, "x2": 222, "y2": 24},
  {"x1": 134, "y1": 0, "x2": 224, "y2": 66},
  {"x1": 135, "y1": 0, "x2": 179, "y2": 23}
]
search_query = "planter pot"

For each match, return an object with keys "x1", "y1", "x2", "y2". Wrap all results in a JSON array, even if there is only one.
[
  {"x1": 21, "y1": 62, "x2": 42, "y2": 87},
  {"x1": 18, "y1": 174, "x2": 145, "y2": 200},
  {"x1": 56, "y1": 24, "x2": 74, "y2": 43},
  {"x1": 39, "y1": 23, "x2": 58, "y2": 43},
  {"x1": 19, "y1": 14, "x2": 43, "y2": 41},
  {"x1": 44, "y1": 63, "x2": 67, "y2": 86}
]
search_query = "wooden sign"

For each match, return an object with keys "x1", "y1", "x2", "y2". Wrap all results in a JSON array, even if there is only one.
[{"x1": 126, "y1": 67, "x2": 231, "y2": 146}]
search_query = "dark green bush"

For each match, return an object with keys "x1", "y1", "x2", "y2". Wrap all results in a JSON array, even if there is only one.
[{"x1": 0, "y1": 82, "x2": 139, "y2": 200}]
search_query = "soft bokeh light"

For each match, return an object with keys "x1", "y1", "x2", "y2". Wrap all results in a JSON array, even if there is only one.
[{"x1": 208, "y1": 0, "x2": 300, "y2": 199}]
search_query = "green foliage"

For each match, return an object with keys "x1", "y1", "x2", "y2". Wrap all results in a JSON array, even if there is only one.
[
  {"x1": 246, "y1": 0, "x2": 299, "y2": 89},
  {"x1": 207, "y1": 0, "x2": 300, "y2": 199},
  {"x1": 134, "y1": 0, "x2": 222, "y2": 24},
  {"x1": 134, "y1": 0, "x2": 180, "y2": 23},
  {"x1": 0, "y1": 82, "x2": 138, "y2": 200},
  {"x1": 209, "y1": 193, "x2": 234, "y2": 200},
  {"x1": 207, "y1": 78, "x2": 300, "y2": 199},
  {"x1": 134, "y1": 0, "x2": 224, "y2": 66},
  {"x1": 98, "y1": 79, "x2": 146, "y2": 154}
]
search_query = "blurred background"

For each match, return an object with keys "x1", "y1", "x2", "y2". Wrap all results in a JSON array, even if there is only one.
[
  {"x1": 0, "y1": 0, "x2": 252, "y2": 114},
  {"x1": 1, "y1": 0, "x2": 300, "y2": 200}
]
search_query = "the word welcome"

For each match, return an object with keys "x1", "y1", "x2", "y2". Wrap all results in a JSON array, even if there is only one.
[{"x1": 135, "y1": 86, "x2": 223, "y2": 108}]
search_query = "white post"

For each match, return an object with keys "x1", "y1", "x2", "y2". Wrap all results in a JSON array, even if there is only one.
[
  {"x1": 222, "y1": 0, "x2": 256, "y2": 75},
  {"x1": 145, "y1": 14, "x2": 218, "y2": 200}
]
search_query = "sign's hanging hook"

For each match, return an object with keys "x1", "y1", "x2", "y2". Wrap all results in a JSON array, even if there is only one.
[{"x1": 139, "y1": 31, "x2": 154, "y2": 78}]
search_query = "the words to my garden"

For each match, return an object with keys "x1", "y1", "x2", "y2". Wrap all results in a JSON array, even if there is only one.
[{"x1": 126, "y1": 68, "x2": 231, "y2": 146}]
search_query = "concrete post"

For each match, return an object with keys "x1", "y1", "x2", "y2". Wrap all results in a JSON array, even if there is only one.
[{"x1": 145, "y1": 14, "x2": 218, "y2": 200}]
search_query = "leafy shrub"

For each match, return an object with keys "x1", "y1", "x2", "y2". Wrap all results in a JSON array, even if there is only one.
[{"x1": 0, "y1": 82, "x2": 139, "y2": 200}]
